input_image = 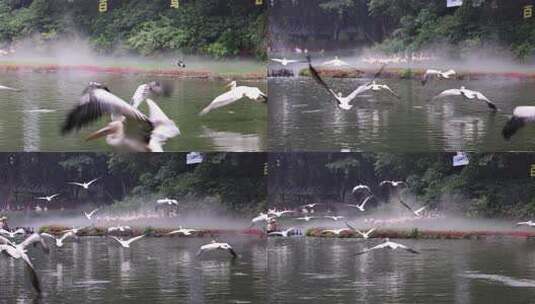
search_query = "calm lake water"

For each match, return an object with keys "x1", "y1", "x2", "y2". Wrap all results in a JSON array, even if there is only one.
[
  {"x1": 268, "y1": 237, "x2": 535, "y2": 304},
  {"x1": 0, "y1": 71, "x2": 266, "y2": 152},
  {"x1": 268, "y1": 77, "x2": 535, "y2": 151},
  {"x1": 0, "y1": 236, "x2": 267, "y2": 303}
]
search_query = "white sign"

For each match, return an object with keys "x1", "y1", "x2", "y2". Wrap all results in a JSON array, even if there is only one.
[
  {"x1": 447, "y1": 0, "x2": 463, "y2": 7},
  {"x1": 453, "y1": 152, "x2": 469, "y2": 167},
  {"x1": 186, "y1": 152, "x2": 203, "y2": 165}
]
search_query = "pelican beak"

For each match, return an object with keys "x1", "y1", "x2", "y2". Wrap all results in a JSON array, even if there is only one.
[{"x1": 86, "y1": 126, "x2": 114, "y2": 141}]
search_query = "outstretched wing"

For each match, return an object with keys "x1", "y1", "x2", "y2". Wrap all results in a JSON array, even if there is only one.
[{"x1": 307, "y1": 57, "x2": 342, "y2": 107}]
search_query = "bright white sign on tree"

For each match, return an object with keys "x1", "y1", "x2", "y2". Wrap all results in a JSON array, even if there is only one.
[{"x1": 447, "y1": 0, "x2": 463, "y2": 7}]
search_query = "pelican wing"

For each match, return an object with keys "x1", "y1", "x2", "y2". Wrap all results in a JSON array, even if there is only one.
[
  {"x1": 87, "y1": 178, "x2": 100, "y2": 186},
  {"x1": 473, "y1": 92, "x2": 498, "y2": 111},
  {"x1": 345, "y1": 84, "x2": 371, "y2": 101},
  {"x1": 0, "y1": 236, "x2": 14, "y2": 246},
  {"x1": 0, "y1": 85, "x2": 21, "y2": 92},
  {"x1": 243, "y1": 87, "x2": 267, "y2": 103},
  {"x1": 21, "y1": 253, "x2": 42, "y2": 294},
  {"x1": 379, "y1": 85, "x2": 401, "y2": 99},
  {"x1": 20, "y1": 233, "x2": 49, "y2": 253},
  {"x1": 433, "y1": 89, "x2": 462, "y2": 100},
  {"x1": 442, "y1": 69, "x2": 456, "y2": 78},
  {"x1": 125, "y1": 234, "x2": 145, "y2": 245},
  {"x1": 146, "y1": 99, "x2": 180, "y2": 152},
  {"x1": 307, "y1": 58, "x2": 343, "y2": 107},
  {"x1": 360, "y1": 195, "x2": 374, "y2": 208},
  {"x1": 199, "y1": 90, "x2": 242, "y2": 115},
  {"x1": 226, "y1": 247, "x2": 238, "y2": 258},
  {"x1": 68, "y1": 182, "x2": 85, "y2": 187},
  {"x1": 345, "y1": 221, "x2": 357, "y2": 232}
]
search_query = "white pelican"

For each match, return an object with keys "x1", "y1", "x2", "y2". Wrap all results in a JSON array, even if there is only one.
[
  {"x1": 84, "y1": 208, "x2": 100, "y2": 220},
  {"x1": 268, "y1": 227, "x2": 298, "y2": 237},
  {"x1": 347, "y1": 195, "x2": 374, "y2": 212},
  {"x1": 157, "y1": 198, "x2": 179, "y2": 206},
  {"x1": 366, "y1": 81, "x2": 400, "y2": 99},
  {"x1": 355, "y1": 238, "x2": 419, "y2": 255},
  {"x1": 41, "y1": 231, "x2": 76, "y2": 247},
  {"x1": 270, "y1": 58, "x2": 302, "y2": 66},
  {"x1": 199, "y1": 81, "x2": 267, "y2": 115},
  {"x1": 301, "y1": 203, "x2": 319, "y2": 209},
  {"x1": 379, "y1": 180, "x2": 407, "y2": 188},
  {"x1": 145, "y1": 98, "x2": 180, "y2": 152},
  {"x1": 108, "y1": 226, "x2": 132, "y2": 233},
  {"x1": 324, "y1": 215, "x2": 345, "y2": 221},
  {"x1": 0, "y1": 233, "x2": 49, "y2": 294},
  {"x1": 322, "y1": 228, "x2": 351, "y2": 235},
  {"x1": 109, "y1": 235, "x2": 145, "y2": 248},
  {"x1": 352, "y1": 184, "x2": 372, "y2": 195},
  {"x1": 131, "y1": 81, "x2": 173, "y2": 108},
  {"x1": 0, "y1": 228, "x2": 25, "y2": 239},
  {"x1": 502, "y1": 106, "x2": 535, "y2": 140},
  {"x1": 167, "y1": 226, "x2": 198, "y2": 236},
  {"x1": 197, "y1": 240, "x2": 237, "y2": 258},
  {"x1": 321, "y1": 56, "x2": 350, "y2": 67},
  {"x1": 421, "y1": 69, "x2": 456, "y2": 85},
  {"x1": 268, "y1": 209, "x2": 295, "y2": 217},
  {"x1": 399, "y1": 201, "x2": 427, "y2": 217},
  {"x1": 0, "y1": 85, "x2": 21, "y2": 91},
  {"x1": 68, "y1": 178, "x2": 100, "y2": 189},
  {"x1": 517, "y1": 221, "x2": 535, "y2": 227},
  {"x1": 61, "y1": 226, "x2": 87, "y2": 235},
  {"x1": 251, "y1": 212, "x2": 271, "y2": 226},
  {"x1": 35, "y1": 193, "x2": 60, "y2": 202},
  {"x1": 296, "y1": 215, "x2": 317, "y2": 222},
  {"x1": 432, "y1": 86, "x2": 497, "y2": 111}
]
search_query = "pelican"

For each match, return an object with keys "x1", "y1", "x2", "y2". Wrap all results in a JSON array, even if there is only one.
[
  {"x1": 421, "y1": 69, "x2": 456, "y2": 85},
  {"x1": 268, "y1": 227, "x2": 298, "y2": 237},
  {"x1": 432, "y1": 86, "x2": 497, "y2": 111},
  {"x1": 41, "y1": 231, "x2": 76, "y2": 247},
  {"x1": 68, "y1": 178, "x2": 100, "y2": 189},
  {"x1": 502, "y1": 106, "x2": 535, "y2": 140},
  {"x1": 270, "y1": 58, "x2": 302, "y2": 66},
  {"x1": 0, "y1": 233, "x2": 49, "y2": 294},
  {"x1": 61, "y1": 226, "x2": 87, "y2": 235},
  {"x1": 399, "y1": 201, "x2": 427, "y2": 217},
  {"x1": 0, "y1": 85, "x2": 21, "y2": 91},
  {"x1": 35, "y1": 193, "x2": 60, "y2": 202},
  {"x1": 167, "y1": 226, "x2": 198, "y2": 236},
  {"x1": 84, "y1": 208, "x2": 100, "y2": 220},
  {"x1": 322, "y1": 228, "x2": 351, "y2": 235},
  {"x1": 157, "y1": 198, "x2": 178, "y2": 206},
  {"x1": 108, "y1": 226, "x2": 132, "y2": 233},
  {"x1": 352, "y1": 184, "x2": 372, "y2": 195},
  {"x1": 268, "y1": 209, "x2": 295, "y2": 217},
  {"x1": 0, "y1": 228, "x2": 25, "y2": 239},
  {"x1": 131, "y1": 81, "x2": 173, "y2": 108},
  {"x1": 355, "y1": 238, "x2": 419, "y2": 255},
  {"x1": 366, "y1": 81, "x2": 400, "y2": 99},
  {"x1": 109, "y1": 235, "x2": 145, "y2": 248},
  {"x1": 199, "y1": 81, "x2": 267, "y2": 115},
  {"x1": 321, "y1": 56, "x2": 350, "y2": 67},
  {"x1": 251, "y1": 212, "x2": 271, "y2": 226},
  {"x1": 347, "y1": 195, "x2": 374, "y2": 212},
  {"x1": 296, "y1": 215, "x2": 317, "y2": 222},
  {"x1": 379, "y1": 180, "x2": 407, "y2": 188},
  {"x1": 197, "y1": 240, "x2": 237, "y2": 258},
  {"x1": 517, "y1": 221, "x2": 535, "y2": 227},
  {"x1": 144, "y1": 98, "x2": 180, "y2": 152},
  {"x1": 301, "y1": 203, "x2": 319, "y2": 209},
  {"x1": 324, "y1": 215, "x2": 345, "y2": 221}
]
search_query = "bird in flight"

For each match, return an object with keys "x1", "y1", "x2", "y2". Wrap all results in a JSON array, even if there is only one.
[
  {"x1": 109, "y1": 235, "x2": 145, "y2": 248},
  {"x1": 35, "y1": 193, "x2": 60, "y2": 202},
  {"x1": 355, "y1": 238, "x2": 419, "y2": 255},
  {"x1": 68, "y1": 178, "x2": 100, "y2": 189},
  {"x1": 197, "y1": 240, "x2": 237, "y2": 258}
]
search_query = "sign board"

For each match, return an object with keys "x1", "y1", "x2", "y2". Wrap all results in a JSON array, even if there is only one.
[
  {"x1": 453, "y1": 152, "x2": 469, "y2": 167},
  {"x1": 530, "y1": 164, "x2": 535, "y2": 177},
  {"x1": 447, "y1": 0, "x2": 463, "y2": 7},
  {"x1": 186, "y1": 152, "x2": 203, "y2": 165},
  {"x1": 98, "y1": 0, "x2": 107, "y2": 12},
  {"x1": 524, "y1": 5, "x2": 533, "y2": 19},
  {"x1": 170, "y1": 0, "x2": 179, "y2": 8}
]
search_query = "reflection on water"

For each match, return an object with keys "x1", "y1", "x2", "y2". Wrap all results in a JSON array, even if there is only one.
[
  {"x1": 0, "y1": 237, "x2": 266, "y2": 303},
  {"x1": 0, "y1": 72, "x2": 266, "y2": 151},
  {"x1": 268, "y1": 237, "x2": 535, "y2": 304},
  {"x1": 269, "y1": 77, "x2": 535, "y2": 151}
]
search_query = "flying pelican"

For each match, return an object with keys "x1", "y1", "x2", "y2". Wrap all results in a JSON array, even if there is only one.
[
  {"x1": 197, "y1": 240, "x2": 237, "y2": 258},
  {"x1": 352, "y1": 184, "x2": 372, "y2": 195},
  {"x1": 301, "y1": 203, "x2": 319, "y2": 209},
  {"x1": 268, "y1": 228, "x2": 298, "y2": 237},
  {"x1": 167, "y1": 226, "x2": 198, "y2": 236},
  {"x1": 355, "y1": 238, "x2": 419, "y2": 255},
  {"x1": 268, "y1": 209, "x2": 295, "y2": 217},
  {"x1": 108, "y1": 226, "x2": 132, "y2": 233},
  {"x1": 199, "y1": 81, "x2": 267, "y2": 115},
  {"x1": 432, "y1": 86, "x2": 497, "y2": 111},
  {"x1": 84, "y1": 208, "x2": 100, "y2": 220},
  {"x1": 144, "y1": 98, "x2": 181, "y2": 152},
  {"x1": 35, "y1": 193, "x2": 60, "y2": 202},
  {"x1": 68, "y1": 178, "x2": 100, "y2": 190},
  {"x1": 270, "y1": 58, "x2": 302, "y2": 66},
  {"x1": 321, "y1": 56, "x2": 350, "y2": 67},
  {"x1": 324, "y1": 215, "x2": 345, "y2": 221},
  {"x1": 0, "y1": 85, "x2": 21, "y2": 92},
  {"x1": 109, "y1": 235, "x2": 145, "y2": 248},
  {"x1": 399, "y1": 201, "x2": 427, "y2": 217},
  {"x1": 0, "y1": 228, "x2": 25, "y2": 239},
  {"x1": 41, "y1": 231, "x2": 76, "y2": 247},
  {"x1": 131, "y1": 81, "x2": 173, "y2": 108},
  {"x1": 157, "y1": 198, "x2": 178, "y2": 206},
  {"x1": 502, "y1": 106, "x2": 535, "y2": 140},
  {"x1": 347, "y1": 195, "x2": 374, "y2": 212},
  {"x1": 61, "y1": 226, "x2": 87, "y2": 235},
  {"x1": 517, "y1": 221, "x2": 535, "y2": 227},
  {"x1": 421, "y1": 69, "x2": 456, "y2": 85},
  {"x1": 251, "y1": 212, "x2": 271, "y2": 226},
  {"x1": 321, "y1": 228, "x2": 351, "y2": 235},
  {"x1": 379, "y1": 180, "x2": 407, "y2": 188},
  {"x1": 296, "y1": 215, "x2": 318, "y2": 222}
]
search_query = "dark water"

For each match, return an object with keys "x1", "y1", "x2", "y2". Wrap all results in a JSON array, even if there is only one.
[
  {"x1": 268, "y1": 237, "x2": 535, "y2": 304},
  {"x1": 268, "y1": 77, "x2": 535, "y2": 151},
  {"x1": 0, "y1": 72, "x2": 266, "y2": 152},
  {"x1": 0, "y1": 236, "x2": 267, "y2": 303}
]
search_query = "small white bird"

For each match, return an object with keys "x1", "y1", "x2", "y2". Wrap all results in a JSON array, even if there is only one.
[
  {"x1": 41, "y1": 231, "x2": 76, "y2": 247},
  {"x1": 199, "y1": 81, "x2": 267, "y2": 115},
  {"x1": 268, "y1": 209, "x2": 295, "y2": 217},
  {"x1": 432, "y1": 86, "x2": 497, "y2": 111},
  {"x1": 109, "y1": 235, "x2": 145, "y2": 248},
  {"x1": 157, "y1": 198, "x2": 179, "y2": 206},
  {"x1": 68, "y1": 178, "x2": 100, "y2": 190},
  {"x1": 346, "y1": 223, "x2": 376, "y2": 239},
  {"x1": 197, "y1": 240, "x2": 237, "y2": 258},
  {"x1": 167, "y1": 226, "x2": 198, "y2": 236},
  {"x1": 322, "y1": 228, "x2": 351, "y2": 235},
  {"x1": 379, "y1": 180, "x2": 407, "y2": 188},
  {"x1": 322, "y1": 56, "x2": 350, "y2": 67},
  {"x1": 352, "y1": 184, "x2": 372, "y2": 195},
  {"x1": 35, "y1": 193, "x2": 60, "y2": 202},
  {"x1": 355, "y1": 238, "x2": 419, "y2": 255},
  {"x1": 251, "y1": 212, "x2": 271, "y2": 225},
  {"x1": 61, "y1": 226, "x2": 87, "y2": 235},
  {"x1": 503, "y1": 106, "x2": 535, "y2": 140},
  {"x1": 399, "y1": 201, "x2": 427, "y2": 217},
  {"x1": 107, "y1": 226, "x2": 132, "y2": 233},
  {"x1": 270, "y1": 58, "x2": 302, "y2": 66},
  {"x1": 324, "y1": 215, "x2": 345, "y2": 221},
  {"x1": 296, "y1": 216, "x2": 317, "y2": 222},
  {"x1": 84, "y1": 208, "x2": 100, "y2": 220},
  {"x1": 268, "y1": 227, "x2": 298, "y2": 237},
  {"x1": 347, "y1": 195, "x2": 374, "y2": 212},
  {"x1": 517, "y1": 221, "x2": 535, "y2": 227},
  {"x1": 0, "y1": 228, "x2": 25, "y2": 239},
  {"x1": 421, "y1": 69, "x2": 456, "y2": 85}
]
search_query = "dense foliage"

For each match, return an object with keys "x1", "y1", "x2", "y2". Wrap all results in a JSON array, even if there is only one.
[
  {"x1": 269, "y1": 153, "x2": 535, "y2": 218},
  {"x1": 0, "y1": 0, "x2": 266, "y2": 58},
  {"x1": 0, "y1": 153, "x2": 266, "y2": 214}
]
